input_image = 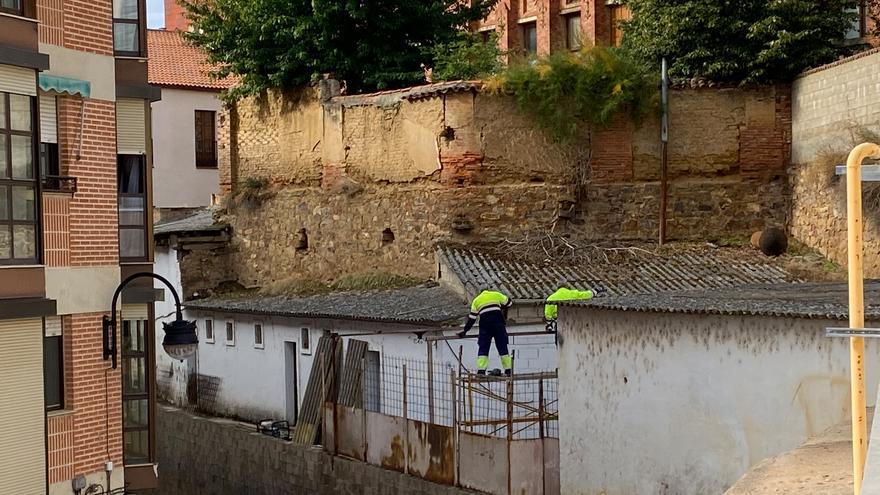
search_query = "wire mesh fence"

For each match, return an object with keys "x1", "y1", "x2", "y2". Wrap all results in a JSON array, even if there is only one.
[
  {"x1": 365, "y1": 355, "x2": 457, "y2": 426},
  {"x1": 363, "y1": 353, "x2": 557, "y2": 439}
]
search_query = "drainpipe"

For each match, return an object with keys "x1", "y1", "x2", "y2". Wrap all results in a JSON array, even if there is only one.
[
  {"x1": 845, "y1": 142, "x2": 880, "y2": 495},
  {"x1": 659, "y1": 57, "x2": 669, "y2": 245}
]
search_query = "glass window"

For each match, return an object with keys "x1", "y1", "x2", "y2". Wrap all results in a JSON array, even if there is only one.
[
  {"x1": 225, "y1": 321, "x2": 235, "y2": 346},
  {"x1": 39, "y1": 143, "x2": 59, "y2": 180},
  {"x1": 254, "y1": 323, "x2": 263, "y2": 348},
  {"x1": 117, "y1": 155, "x2": 147, "y2": 261},
  {"x1": 44, "y1": 318, "x2": 64, "y2": 411},
  {"x1": 0, "y1": 92, "x2": 38, "y2": 264},
  {"x1": 122, "y1": 318, "x2": 151, "y2": 464},
  {"x1": 566, "y1": 14, "x2": 582, "y2": 50},
  {"x1": 0, "y1": 0, "x2": 22, "y2": 15},
  {"x1": 113, "y1": 0, "x2": 142, "y2": 55},
  {"x1": 204, "y1": 319, "x2": 214, "y2": 343},
  {"x1": 194, "y1": 110, "x2": 218, "y2": 169},
  {"x1": 522, "y1": 22, "x2": 537, "y2": 54}
]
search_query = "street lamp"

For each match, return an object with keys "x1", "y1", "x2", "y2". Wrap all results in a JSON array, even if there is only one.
[{"x1": 102, "y1": 272, "x2": 198, "y2": 368}]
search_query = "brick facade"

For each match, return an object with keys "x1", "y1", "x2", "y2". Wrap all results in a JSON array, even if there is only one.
[
  {"x1": 61, "y1": 0, "x2": 113, "y2": 55},
  {"x1": 58, "y1": 97, "x2": 120, "y2": 267}
]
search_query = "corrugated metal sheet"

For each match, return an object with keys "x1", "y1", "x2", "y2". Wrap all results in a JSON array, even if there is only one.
[
  {"x1": 0, "y1": 65, "x2": 37, "y2": 96},
  {"x1": 339, "y1": 339, "x2": 368, "y2": 407},
  {"x1": 40, "y1": 94, "x2": 57, "y2": 143},
  {"x1": 292, "y1": 336, "x2": 339, "y2": 444},
  {"x1": 0, "y1": 318, "x2": 46, "y2": 493},
  {"x1": 116, "y1": 98, "x2": 146, "y2": 155},
  {"x1": 438, "y1": 245, "x2": 795, "y2": 301}
]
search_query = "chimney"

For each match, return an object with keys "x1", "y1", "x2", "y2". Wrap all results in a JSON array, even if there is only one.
[{"x1": 164, "y1": 0, "x2": 190, "y2": 31}]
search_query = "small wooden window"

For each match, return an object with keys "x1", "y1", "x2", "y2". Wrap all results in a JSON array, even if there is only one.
[
  {"x1": 608, "y1": 4, "x2": 631, "y2": 47},
  {"x1": 194, "y1": 110, "x2": 217, "y2": 169},
  {"x1": 300, "y1": 328, "x2": 311, "y2": 354}
]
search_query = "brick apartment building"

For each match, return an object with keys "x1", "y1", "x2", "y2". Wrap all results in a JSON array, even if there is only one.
[
  {"x1": 0, "y1": 0, "x2": 160, "y2": 494},
  {"x1": 474, "y1": 0, "x2": 631, "y2": 56}
]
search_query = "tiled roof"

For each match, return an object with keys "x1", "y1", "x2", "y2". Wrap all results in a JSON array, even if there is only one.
[
  {"x1": 333, "y1": 80, "x2": 482, "y2": 107},
  {"x1": 185, "y1": 285, "x2": 466, "y2": 326},
  {"x1": 561, "y1": 281, "x2": 880, "y2": 320},
  {"x1": 154, "y1": 208, "x2": 228, "y2": 238},
  {"x1": 438, "y1": 245, "x2": 797, "y2": 301},
  {"x1": 147, "y1": 29, "x2": 237, "y2": 90}
]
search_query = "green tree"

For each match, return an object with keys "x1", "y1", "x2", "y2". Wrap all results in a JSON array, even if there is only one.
[
  {"x1": 622, "y1": 0, "x2": 858, "y2": 83},
  {"x1": 431, "y1": 31, "x2": 504, "y2": 81},
  {"x1": 181, "y1": 0, "x2": 497, "y2": 99}
]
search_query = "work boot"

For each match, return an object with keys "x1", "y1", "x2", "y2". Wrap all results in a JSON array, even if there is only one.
[
  {"x1": 488, "y1": 369, "x2": 503, "y2": 377},
  {"x1": 504, "y1": 369, "x2": 512, "y2": 377},
  {"x1": 476, "y1": 369, "x2": 486, "y2": 375}
]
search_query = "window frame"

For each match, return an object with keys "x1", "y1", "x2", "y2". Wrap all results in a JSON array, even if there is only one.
[
  {"x1": 0, "y1": 92, "x2": 41, "y2": 265},
  {"x1": 225, "y1": 320, "x2": 235, "y2": 346},
  {"x1": 522, "y1": 22, "x2": 538, "y2": 54},
  {"x1": 253, "y1": 323, "x2": 264, "y2": 349},
  {"x1": 113, "y1": 0, "x2": 143, "y2": 57},
  {"x1": 0, "y1": 0, "x2": 23, "y2": 16},
  {"x1": 121, "y1": 317, "x2": 152, "y2": 465},
  {"x1": 194, "y1": 110, "x2": 218, "y2": 169},
  {"x1": 564, "y1": 13, "x2": 582, "y2": 51},
  {"x1": 43, "y1": 317, "x2": 64, "y2": 412},
  {"x1": 300, "y1": 328, "x2": 311, "y2": 355},
  {"x1": 117, "y1": 154, "x2": 148, "y2": 262},
  {"x1": 204, "y1": 319, "x2": 214, "y2": 343}
]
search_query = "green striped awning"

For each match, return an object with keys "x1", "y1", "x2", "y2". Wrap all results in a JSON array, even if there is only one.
[{"x1": 38, "y1": 74, "x2": 91, "y2": 98}]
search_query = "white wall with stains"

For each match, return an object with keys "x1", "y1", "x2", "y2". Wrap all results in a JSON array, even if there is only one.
[{"x1": 556, "y1": 308, "x2": 880, "y2": 495}]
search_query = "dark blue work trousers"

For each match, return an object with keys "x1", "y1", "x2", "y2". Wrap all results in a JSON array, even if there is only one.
[{"x1": 477, "y1": 311, "x2": 509, "y2": 358}]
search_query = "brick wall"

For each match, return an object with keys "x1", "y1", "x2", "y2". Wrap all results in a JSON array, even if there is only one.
[
  {"x1": 157, "y1": 404, "x2": 475, "y2": 495},
  {"x1": 164, "y1": 0, "x2": 190, "y2": 31},
  {"x1": 211, "y1": 84, "x2": 789, "y2": 291},
  {"x1": 57, "y1": 97, "x2": 119, "y2": 267},
  {"x1": 790, "y1": 50, "x2": 880, "y2": 276},
  {"x1": 37, "y1": 0, "x2": 64, "y2": 46},
  {"x1": 62, "y1": 0, "x2": 113, "y2": 55},
  {"x1": 68, "y1": 313, "x2": 122, "y2": 474}
]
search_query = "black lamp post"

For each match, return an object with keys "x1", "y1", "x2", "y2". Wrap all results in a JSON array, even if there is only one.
[{"x1": 102, "y1": 272, "x2": 198, "y2": 368}]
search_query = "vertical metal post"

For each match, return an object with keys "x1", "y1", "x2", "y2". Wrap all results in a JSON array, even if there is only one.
[
  {"x1": 451, "y1": 370, "x2": 459, "y2": 487},
  {"x1": 403, "y1": 364, "x2": 409, "y2": 475},
  {"x1": 427, "y1": 340, "x2": 435, "y2": 424},
  {"x1": 845, "y1": 142, "x2": 880, "y2": 494},
  {"x1": 361, "y1": 356, "x2": 368, "y2": 460},
  {"x1": 659, "y1": 57, "x2": 669, "y2": 245},
  {"x1": 539, "y1": 377, "x2": 546, "y2": 495},
  {"x1": 506, "y1": 373, "x2": 514, "y2": 495}
]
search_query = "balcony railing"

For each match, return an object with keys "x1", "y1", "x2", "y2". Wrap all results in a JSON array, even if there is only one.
[{"x1": 42, "y1": 175, "x2": 78, "y2": 194}]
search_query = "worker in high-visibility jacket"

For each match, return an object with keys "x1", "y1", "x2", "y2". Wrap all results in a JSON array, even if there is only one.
[
  {"x1": 457, "y1": 289, "x2": 514, "y2": 376},
  {"x1": 544, "y1": 287, "x2": 594, "y2": 333}
]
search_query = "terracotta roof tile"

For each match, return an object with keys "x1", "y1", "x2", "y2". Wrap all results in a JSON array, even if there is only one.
[{"x1": 147, "y1": 29, "x2": 238, "y2": 90}]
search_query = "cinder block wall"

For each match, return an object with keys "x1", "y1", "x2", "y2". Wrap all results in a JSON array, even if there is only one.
[
  {"x1": 157, "y1": 404, "x2": 476, "y2": 495},
  {"x1": 790, "y1": 48, "x2": 880, "y2": 276}
]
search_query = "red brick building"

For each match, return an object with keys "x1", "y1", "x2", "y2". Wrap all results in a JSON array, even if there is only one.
[
  {"x1": 0, "y1": 0, "x2": 160, "y2": 494},
  {"x1": 474, "y1": 0, "x2": 631, "y2": 56}
]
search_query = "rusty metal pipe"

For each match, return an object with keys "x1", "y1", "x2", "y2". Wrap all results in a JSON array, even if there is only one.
[{"x1": 846, "y1": 142, "x2": 880, "y2": 495}]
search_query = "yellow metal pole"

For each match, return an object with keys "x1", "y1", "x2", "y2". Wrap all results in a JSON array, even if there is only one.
[{"x1": 846, "y1": 142, "x2": 880, "y2": 495}]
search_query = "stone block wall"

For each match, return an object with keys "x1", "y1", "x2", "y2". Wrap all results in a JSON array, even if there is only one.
[
  {"x1": 157, "y1": 404, "x2": 476, "y2": 495},
  {"x1": 213, "y1": 83, "x2": 789, "y2": 288},
  {"x1": 790, "y1": 49, "x2": 880, "y2": 277}
]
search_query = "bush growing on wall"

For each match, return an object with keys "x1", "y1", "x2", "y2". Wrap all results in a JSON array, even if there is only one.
[
  {"x1": 485, "y1": 47, "x2": 658, "y2": 141},
  {"x1": 431, "y1": 31, "x2": 505, "y2": 81},
  {"x1": 622, "y1": 0, "x2": 858, "y2": 83}
]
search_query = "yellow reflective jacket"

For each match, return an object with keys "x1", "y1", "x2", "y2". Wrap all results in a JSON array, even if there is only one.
[{"x1": 544, "y1": 287, "x2": 593, "y2": 320}]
